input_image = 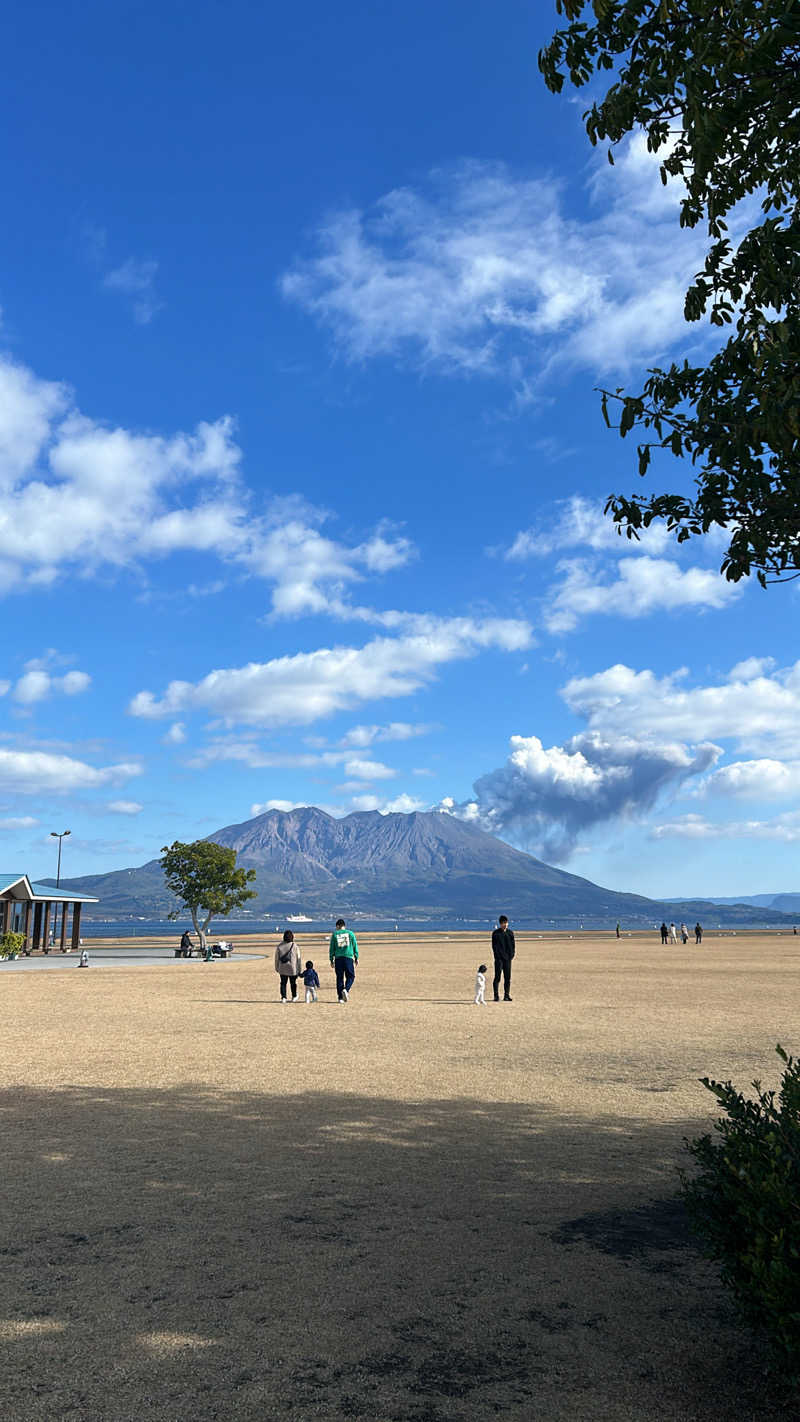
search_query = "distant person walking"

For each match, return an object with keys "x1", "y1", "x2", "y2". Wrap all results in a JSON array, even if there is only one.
[
  {"x1": 695, "y1": 923, "x2": 703, "y2": 944},
  {"x1": 491, "y1": 915, "x2": 516, "y2": 1002},
  {"x1": 275, "y1": 929, "x2": 301, "y2": 1002},
  {"x1": 329, "y1": 918, "x2": 358, "y2": 1004},
  {"x1": 669, "y1": 922, "x2": 678, "y2": 944},
  {"x1": 302, "y1": 960, "x2": 320, "y2": 1003},
  {"x1": 660, "y1": 922, "x2": 669, "y2": 945},
  {"x1": 615, "y1": 922, "x2": 621, "y2": 939},
  {"x1": 474, "y1": 963, "x2": 487, "y2": 1006},
  {"x1": 680, "y1": 922, "x2": 689, "y2": 944}
]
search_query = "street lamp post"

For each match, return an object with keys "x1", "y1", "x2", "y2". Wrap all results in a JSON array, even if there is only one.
[{"x1": 50, "y1": 829, "x2": 71, "y2": 953}]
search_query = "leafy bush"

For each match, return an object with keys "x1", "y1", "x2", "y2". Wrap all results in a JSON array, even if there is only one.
[
  {"x1": 0, "y1": 930, "x2": 26, "y2": 959},
  {"x1": 681, "y1": 1045, "x2": 800, "y2": 1374}
]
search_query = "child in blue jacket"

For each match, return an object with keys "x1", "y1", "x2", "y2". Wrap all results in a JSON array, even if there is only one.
[{"x1": 302, "y1": 960, "x2": 320, "y2": 1003}]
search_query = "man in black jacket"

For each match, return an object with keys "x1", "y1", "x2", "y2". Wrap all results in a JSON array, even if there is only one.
[{"x1": 491, "y1": 915, "x2": 516, "y2": 1001}]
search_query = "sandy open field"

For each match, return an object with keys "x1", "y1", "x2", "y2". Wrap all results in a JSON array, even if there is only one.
[{"x1": 1, "y1": 930, "x2": 798, "y2": 1421}]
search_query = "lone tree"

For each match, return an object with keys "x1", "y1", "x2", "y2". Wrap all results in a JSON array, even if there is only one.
[
  {"x1": 539, "y1": 1, "x2": 800, "y2": 585},
  {"x1": 160, "y1": 840, "x2": 257, "y2": 950}
]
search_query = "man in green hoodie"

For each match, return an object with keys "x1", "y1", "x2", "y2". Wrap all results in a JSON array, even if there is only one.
[{"x1": 329, "y1": 917, "x2": 359, "y2": 1003}]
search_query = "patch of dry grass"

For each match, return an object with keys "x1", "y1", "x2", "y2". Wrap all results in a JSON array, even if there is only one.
[{"x1": 1, "y1": 931, "x2": 798, "y2": 1420}]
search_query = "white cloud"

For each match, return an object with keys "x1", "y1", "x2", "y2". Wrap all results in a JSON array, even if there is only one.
[
  {"x1": 505, "y1": 496, "x2": 675, "y2": 562},
  {"x1": 188, "y1": 739, "x2": 397, "y2": 779},
  {"x1": 85, "y1": 224, "x2": 163, "y2": 326},
  {"x1": 651, "y1": 812, "x2": 800, "y2": 844},
  {"x1": 500, "y1": 497, "x2": 738, "y2": 633},
  {"x1": 131, "y1": 615, "x2": 532, "y2": 730},
  {"x1": 544, "y1": 555, "x2": 739, "y2": 633},
  {"x1": 0, "y1": 356, "x2": 412, "y2": 615},
  {"x1": 0, "y1": 358, "x2": 67, "y2": 485},
  {"x1": 349, "y1": 792, "x2": 428, "y2": 814},
  {"x1": 703, "y1": 759, "x2": 800, "y2": 800},
  {"x1": 162, "y1": 722, "x2": 187, "y2": 745},
  {"x1": 360, "y1": 530, "x2": 415, "y2": 573},
  {"x1": 562, "y1": 660, "x2": 800, "y2": 759},
  {"x1": 12, "y1": 665, "x2": 91, "y2": 704},
  {"x1": 281, "y1": 144, "x2": 710, "y2": 390},
  {"x1": 439, "y1": 656, "x2": 800, "y2": 861},
  {"x1": 728, "y1": 657, "x2": 776, "y2": 681},
  {"x1": 0, "y1": 815, "x2": 38, "y2": 829},
  {"x1": 13, "y1": 671, "x2": 51, "y2": 705},
  {"x1": 190, "y1": 742, "x2": 326, "y2": 770},
  {"x1": 339, "y1": 721, "x2": 429, "y2": 747},
  {"x1": 244, "y1": 507, "x2": 415, "y2": 619},
  {"x1": 61, "y1": 671, "x2": 90, "y2": 695},
  {"x1": 106, "y1": 800, "x2": 143, "y2": 815},
  {"x1": 103, "y1": 258, "x2": 162, "y2": 325},
  {"x1": 250, "y1": 800, "x2": 309, "y2": 815},
  {"x1": 339, "y1": 757, "x2": 395, "y2": 782},
  {"x1": 0, "y1": 749, "x2": 141, "y2": 794}
]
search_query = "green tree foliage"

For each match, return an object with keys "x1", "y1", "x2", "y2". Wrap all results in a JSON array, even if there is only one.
[
  {"x1": 0, "y1": 930, "x2": 26, "y2": 959},
  {"x1": 160, "y1": 840, "x2": 257, "y2": 948},
  {"x1": 681, "y1": 1046, "x2": 800, "y2": 1375},
  {"x1": 539, "y1": 1, "x2": 800, "y2": 585}
]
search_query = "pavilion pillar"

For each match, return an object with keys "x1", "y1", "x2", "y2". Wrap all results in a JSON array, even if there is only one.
[
  {"x1": 71, "y1": 903, "x2": 82, "y2": 951},
  {"x1": 0, "y1": 899, "x2": 8, "y2": 933},
  {"x1": 42, "y1": 902, "x2": 51, "y2": 953},
  {"x1": 59, "y1": 901, "x2": 68, "y2": 951},
  {"x1": 32, "y1": 902, "x2": 43, "y2": 950},
  {"x1": 22, "y1": 900, "x2": 31, "y2": 954}
]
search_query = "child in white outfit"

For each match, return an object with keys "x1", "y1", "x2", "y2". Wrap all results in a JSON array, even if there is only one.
[{"x1": 474, "y1": 963, "x2": 487, "y2": 1005}]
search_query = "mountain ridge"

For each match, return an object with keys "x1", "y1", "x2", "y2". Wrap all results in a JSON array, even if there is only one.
[{"x1": 38, "y1": 806, "x2": 796, "y2": 927}]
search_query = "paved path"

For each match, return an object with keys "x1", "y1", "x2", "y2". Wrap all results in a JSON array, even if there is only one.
[{"x1": 0, "y1": 947, "x2": 261, "y2": 971}]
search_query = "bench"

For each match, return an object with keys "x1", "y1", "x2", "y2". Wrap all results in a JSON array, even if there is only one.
[{"x1": 174, "y1": 942, "x2": 234, "y2": 959}]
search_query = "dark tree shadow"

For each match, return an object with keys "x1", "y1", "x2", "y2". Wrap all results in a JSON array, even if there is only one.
[{"x1": 0, "y1": 1087, "x2": 791, "y2": 1422}]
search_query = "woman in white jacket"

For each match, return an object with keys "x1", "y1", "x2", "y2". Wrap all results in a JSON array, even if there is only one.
[{"x1": 274, "y1": 929, "x2": 301, "y2": 1002}]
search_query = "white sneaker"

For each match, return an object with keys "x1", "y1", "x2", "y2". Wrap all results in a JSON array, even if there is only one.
[{"x1": 341, "y1": 988, "x2": 349, "y2": 1002}]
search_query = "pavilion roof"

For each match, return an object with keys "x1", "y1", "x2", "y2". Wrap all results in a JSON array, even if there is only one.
[{"x1": 0, "y1": 873, "x2": 98, "y2": 903}]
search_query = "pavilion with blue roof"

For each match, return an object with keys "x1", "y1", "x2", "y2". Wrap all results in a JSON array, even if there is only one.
[{"x1": 0, "y1": 874, "x2": 98, "y2": 953}]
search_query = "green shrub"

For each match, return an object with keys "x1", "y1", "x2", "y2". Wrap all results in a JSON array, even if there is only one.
[
  {"x1": 681, "y1": 1045, "x2": 800, "y2": 1375},
  {"x1": 0, "y1": 930, "x2": 26, "y2": 959}
]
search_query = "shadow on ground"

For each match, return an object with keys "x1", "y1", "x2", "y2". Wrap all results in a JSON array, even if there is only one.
[{"x1": 0, "y1": 1088, "x2": 790, "y2": 1422}]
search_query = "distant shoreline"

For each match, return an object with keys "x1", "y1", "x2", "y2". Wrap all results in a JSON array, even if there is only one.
[
  {"x1": 65, "y1": 922, "x2": 800, "y2": 945},
  {"x1": 52, "y1": 908, "x2": 800, "y2": 937}
]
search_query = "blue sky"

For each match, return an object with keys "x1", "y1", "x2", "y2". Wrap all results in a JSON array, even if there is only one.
[{"x1": 1, "y1": 0, "x2": 795, "y2": 898}]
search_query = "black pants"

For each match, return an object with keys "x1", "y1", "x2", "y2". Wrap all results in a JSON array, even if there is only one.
[
  {"x1": 492, "y1": 954, "x2": 512, "y2": 999},
  {"x1": 280, "y1": 975, "x2": 298, "y2": 999},
  {"x1": 334, "y1": 956, "x2": 356, "y2": 1000}
]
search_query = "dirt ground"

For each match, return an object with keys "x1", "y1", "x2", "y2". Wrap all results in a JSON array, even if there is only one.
[{"x1": 1, "y1": 930, "x2": 798, "y2": 1422}]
